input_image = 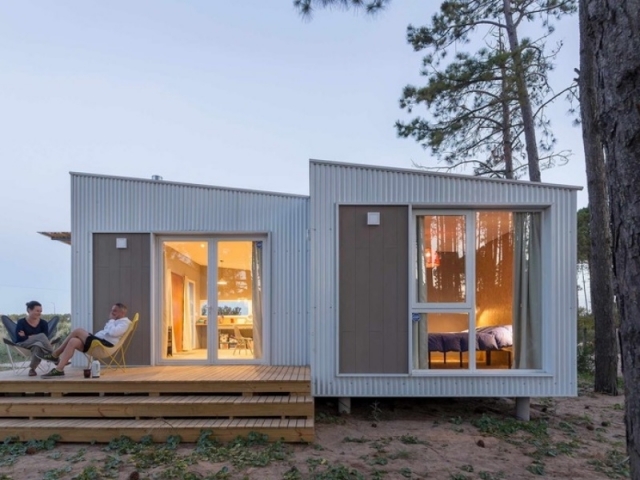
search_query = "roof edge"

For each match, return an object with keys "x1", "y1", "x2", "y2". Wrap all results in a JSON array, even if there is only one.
[
  {"x1": 309, "y1": 159, "x2": 583, "y2": 191},
  {"x1": 69, "y1": 172, "x2": 310, "y2": 199}
]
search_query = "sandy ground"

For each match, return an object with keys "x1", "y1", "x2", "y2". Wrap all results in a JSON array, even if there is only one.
[{"x1": 0, "y1": 382, "x2": 629, "y2": 479}]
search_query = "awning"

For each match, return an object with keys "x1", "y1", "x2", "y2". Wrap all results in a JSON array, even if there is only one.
[{"x1": 39, "y1": 232, "x2": 71, "y2": 245}]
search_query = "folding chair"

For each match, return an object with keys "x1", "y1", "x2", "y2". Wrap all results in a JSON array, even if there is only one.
[
  {"x1": 1, "y1": 315, "x2": 61, "y2": 375},
  {"x1": 233, "y1": 325, "x2": 253, "y2": 355},
  {"x1": 84, "y1": 313, "x2": 139, "y2": 371}
]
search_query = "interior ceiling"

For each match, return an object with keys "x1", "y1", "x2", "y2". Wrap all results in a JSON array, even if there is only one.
[{"x1": 167, "y1": 241, "x2": 252, "y2": 270}]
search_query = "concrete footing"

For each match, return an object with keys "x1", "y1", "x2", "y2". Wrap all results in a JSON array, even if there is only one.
[
  {"x1": 338, "y1": 397, "x2": 351, "y2": 415},
  {"x1": 515, "y1": 397, "x2": 531, "y2": 421}
]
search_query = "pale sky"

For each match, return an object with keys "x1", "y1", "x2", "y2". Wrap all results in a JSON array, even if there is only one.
[{"x1": 0, "y1": 1, "x2": 586, "y2": 316}]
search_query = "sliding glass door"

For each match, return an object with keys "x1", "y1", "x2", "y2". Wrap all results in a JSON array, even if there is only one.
[
  {"x1": 216, "y1": 240, "x2": 263, "y2": 360},
  {"x1": 159, "y1": 237, "x2": 265, "y2": 364}
]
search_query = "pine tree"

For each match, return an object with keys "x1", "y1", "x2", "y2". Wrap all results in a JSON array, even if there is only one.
[
  {"x1": 295, "y1": 0, "x2": 576, "y2": 182},
  {"x1": 397, "y1": 30, "x2": 570, "y2": 179},
  {"x1": 397, "y1": 0, "x2": 576, "y2": 181}
]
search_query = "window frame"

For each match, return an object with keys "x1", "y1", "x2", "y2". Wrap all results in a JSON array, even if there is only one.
[
  {"x1": 154, "y1": 233, "x2": 270, "y2": 367},
  {"x1": 412, "y1": 210, "x2": 477, "y2": 370},
  {"x1": 410, "y1": 208, "x2": 545, "y2": 374}
]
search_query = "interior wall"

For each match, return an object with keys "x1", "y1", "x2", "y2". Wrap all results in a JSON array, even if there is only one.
[
  {"x1": 165, "y1": 246, "x2": 206, "y2": 284},
  {"x1": 165, "y1": 246, "x2": 206, "y2": 310},
  {"x1": 427, "y1": 314, "x2": 468, "y2": 333},
  {"x1": 476, "y1": 232, "x2": 514, "y2": 327},
  {"x1": 218, "y1": 267, "x2": 252, "y2": 301},
  {"x1": 199, "y1": 268, "x2": 207, "y2": 310},
  {"x1": 165, "y1": 245, "x2": 206, "y2": 351}
]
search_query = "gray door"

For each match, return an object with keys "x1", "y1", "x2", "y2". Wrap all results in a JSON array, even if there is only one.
[
  {"x1": 339, "y1": 206, "x2": 409, "y2": 374},
  {"x1": 93, "y1": 233, "x2": 150, "y2": 365}
]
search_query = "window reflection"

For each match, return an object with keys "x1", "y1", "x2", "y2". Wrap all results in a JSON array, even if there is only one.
[{"x1": 417, "y1": 215, "x2": 466, "y2": 303}]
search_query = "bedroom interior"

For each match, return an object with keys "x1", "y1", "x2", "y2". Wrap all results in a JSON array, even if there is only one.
[{"x1": 414, "y1": 211, "x2": 540, "y2": 370}]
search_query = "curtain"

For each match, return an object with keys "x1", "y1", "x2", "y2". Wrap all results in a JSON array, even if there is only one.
[
  {"x1": 251, "y1": 241, "x2": 263, "y2": 359},
  {"x1": 513, "y1": 213, "x2": 542, "y2": 369},
  {"x1": 162, "y1": 262, "x2": 176, "y2": 358},
  {"x1": 413, "y1": 218, "x2": 429, "y2": 369},
  {"x1": 182, "y1": 280, "x2": 195, "y2": 351}
]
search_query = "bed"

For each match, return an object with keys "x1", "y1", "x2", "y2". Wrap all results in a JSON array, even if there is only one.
[{"x1": 427, "y1": 325, "x2": 513, "y2": 368}]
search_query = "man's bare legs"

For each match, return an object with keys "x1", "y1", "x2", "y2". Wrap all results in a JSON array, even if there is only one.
[
  {"x1": 52, "y1": 328, "x2": 91, "y2": 357},
  {"x1": 47, "y1": 328, "x2": 91, "y2": 372}
]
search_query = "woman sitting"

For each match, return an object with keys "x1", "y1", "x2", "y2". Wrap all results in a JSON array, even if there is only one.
[{"x1": 14, "y1": 300, "x2": 53, "y2": 376}]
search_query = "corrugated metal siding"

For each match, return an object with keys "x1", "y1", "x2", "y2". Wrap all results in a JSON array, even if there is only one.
[
  {"x1": 71, "y1": 174, "x2": 309, "y2": 366},
  {"x1": 310, "y1": 161, "x2": 578, "y2": 397}
]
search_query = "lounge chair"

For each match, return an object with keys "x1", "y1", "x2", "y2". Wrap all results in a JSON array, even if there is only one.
[
  {"x1": 1, "y1": 315, "x2": 61, "y2": 375},
  {"x1": 83, "y1": 313, "x2": 139, "y2": 371}
]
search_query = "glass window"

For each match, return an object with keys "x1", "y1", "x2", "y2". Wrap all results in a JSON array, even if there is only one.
[
  {"x1": 416, "y1": 215, "x2": 467, "y2": 303},
  {"x1": 413, "y1": 211, "x2": 542, "y2": 371},
  {"x1": 161, "y1": 239, "x2": 264, "y2": 363},
  {"x1": 413, "y1": 313, "x2": 470, "y2": 370},
  {"x1": 475, "y1": 212, "x2": 515, "y2": 369},
  {"x1": 162, "y1": 241, "x2": 209, "y2": 361},
  {"x1": 217, "y1": 241, "x2": 263, "y2": 360}
]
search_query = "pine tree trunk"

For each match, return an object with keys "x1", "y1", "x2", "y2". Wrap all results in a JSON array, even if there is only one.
[
  {"x1": 502, "y1": 0, "x2": 541, "y2": 182},
  {"x1": 578, "y1": 0, "x2": 618, "y2": 395},
  {"x1": 500, "y1": 46, "x2": 514, "y2": 180},
  {"x1": 588, "y1": 0, "x2": 640, "y2": 475}
]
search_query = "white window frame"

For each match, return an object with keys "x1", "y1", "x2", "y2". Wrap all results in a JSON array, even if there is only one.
[
  {"x1": 410, "y1": 209, "x2": 545, "y2": 375},
  {"x1": 154, "y1": 234, "x2": 269, "y2": 366},
  {"x1": 412, "y1": 210, "x2": 477, "y2": 370}
]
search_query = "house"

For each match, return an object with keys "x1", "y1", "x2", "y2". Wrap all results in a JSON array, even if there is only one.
[{"x1": 68, "y1": 159, "x2": 578, "y2": 419}]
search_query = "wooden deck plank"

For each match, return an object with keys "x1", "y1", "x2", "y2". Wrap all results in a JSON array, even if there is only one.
[
  {"x1": 0, "y1": 365, "x2": 313, "y2": 442},
  {"x1": 0, "y1": 365, "x2": 310, "y2": 383},
  {"x1": 0, "y1": 381, "x2": 310, "y2": 395}
]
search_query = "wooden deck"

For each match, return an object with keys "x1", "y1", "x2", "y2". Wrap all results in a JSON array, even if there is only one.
[{"x1": 0, "y1": 365, "x2": 313, "y2": 443}]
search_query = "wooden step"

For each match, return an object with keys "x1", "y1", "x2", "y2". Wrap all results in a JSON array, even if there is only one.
[
  {"x1": 0, "y1": 379, "x2": 310, "y2": 396},
  {"x1": 0, "y1": 395, "x2": 314, "y2": 419},
  {"x1": 0, "y1": 366, "x2": 314, "y2": 443},
  {"x1": 0, "y1": 418, "x2": 314, "y2": 443}
]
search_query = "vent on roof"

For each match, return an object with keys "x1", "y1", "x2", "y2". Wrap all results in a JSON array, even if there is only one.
[{"x1": 151, "y1": 175, "x2": 163, "y2": 181}]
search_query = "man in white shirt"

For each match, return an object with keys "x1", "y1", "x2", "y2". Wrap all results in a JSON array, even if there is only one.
[{"x1": 39, "y1": 303, "x2": 131, "y2": 377}]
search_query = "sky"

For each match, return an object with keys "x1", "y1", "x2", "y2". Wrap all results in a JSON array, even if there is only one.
[{"x1": 0, "y1": 1, "x2": 586, "y2": 316}]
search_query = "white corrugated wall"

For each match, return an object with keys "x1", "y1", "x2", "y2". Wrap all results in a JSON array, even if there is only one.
[
  {"x1": 71, "y1": 173, "x2": 309, "y2": 366},
  {"x1": 310, "y1": 160, "x2": 579, "y2": 397}
]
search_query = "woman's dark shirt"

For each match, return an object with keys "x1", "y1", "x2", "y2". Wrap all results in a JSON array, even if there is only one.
[{"x1": 15, "y1": 318, "x2": 49, "y2": 343}]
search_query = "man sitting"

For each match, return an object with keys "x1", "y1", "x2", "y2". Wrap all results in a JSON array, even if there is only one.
[{"x1": 39, "y1": 303, "x2": 131, "y2": 378}]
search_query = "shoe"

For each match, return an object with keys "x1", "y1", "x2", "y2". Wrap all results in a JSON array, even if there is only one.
[
  {"x1": 37, "y1": 352, "x2": 60, "y2": 365},
  {"x1": 28, "y1": 369, "x2": 37, "y2": 377},
  {"x1": 41, "y1": 368, "x2": 64, "y2": 378}
]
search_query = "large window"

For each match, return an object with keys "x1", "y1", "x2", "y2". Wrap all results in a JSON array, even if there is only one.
[
  {"x1": 161, "y1": 239, "x2": 264, "y2": 363},
  {"x1": 413, "y1": 211, "x2": 541, "y2": 371}
]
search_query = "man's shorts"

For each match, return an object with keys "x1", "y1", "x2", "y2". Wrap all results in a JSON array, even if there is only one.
[{"x1": 82, "y1": 335, "x2": 114, "y2": 353}]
